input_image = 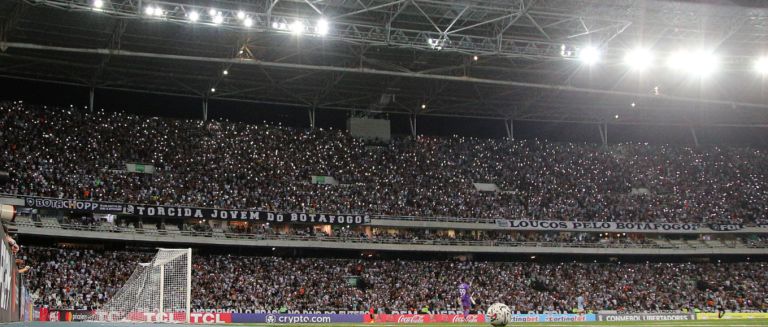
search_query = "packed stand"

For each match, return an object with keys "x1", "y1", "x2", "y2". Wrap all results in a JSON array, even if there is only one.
[
  {"x1": 2, "y1": 102, "x2": 768, "y2": 225},
  {"x1": 23, "y1": 246, "x2": 768, "y2": 313}
]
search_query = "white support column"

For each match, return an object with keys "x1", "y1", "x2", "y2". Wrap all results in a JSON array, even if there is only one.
[
  {"x1": 598, "y1": 124, "x2": 606, "y2": 145},
  {"x1": 89, "y1": 87, "x2": 95, "y2": 113},
  {"x1": 202, "y1": 98, "x2": 208, "y2": 121},
  {"x1": 409, "y1": 115, "x2": 417, "y2": 137},
  {"x1": 308, "y1": 107, "x2": 316, "y2": 130},
  {"x1": 604, "y1": 123, "x2": 608, "y2": 145},
  {"x1": 505, "y1": 119, "x2": 514, "y2": 141},
  {"x1": 185, "y1": 248, "x2": 192, "y2": 323},
  {"x1": 691, "y1": 127, "x2": 699, "y2": 147}
]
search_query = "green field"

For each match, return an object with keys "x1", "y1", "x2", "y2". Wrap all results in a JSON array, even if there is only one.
[{"x1": 226, "y1": 321, "x2": 768, "y2": 327}]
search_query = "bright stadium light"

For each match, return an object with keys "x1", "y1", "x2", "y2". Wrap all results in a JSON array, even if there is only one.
[
  {"x1": 667, "y1": 51, "x2": 689, "y2": 69},
  {"x1": 756, "y1": 58, "x2": 768, "y2": 74},
  {"x1": 211, "y1": 88, "x2": 216, "y2": 92},
  {"x1": 93, "y1": 0, "x2": 103, "y2": 8},
  {"x1": 209, "y1": 8, "x2": 217, "y2": 16},
  {"x1": 580, "y1": 47, "x2": 600, "y2": 64},
  {"x1": 244, "y1": 17, "x2": 253, "y2": 27},
  {"x1": 223, "y1": 70, "x2": 228, "y2": 75},
  {"x1": 145, "y1": 6, "x2": 154, "y2": 15},
  {"x1": 625, "y1": 49, "x2": 653, "y2": 69},
  {"x1": 237, "y1": 11, "x2": 246, "y2": 20},
  {"x1": 213, "y1": 14, "x2": 223, "y2": 24},
  {"x1": 188, "y1": 11, "x2": 199, "y2": 22},
  {"x1": 668, "y1": 51, "x2": 717, "y2": 74},
  {"x1": 317, "y1": 19, "x2": 329, "y2": 35},
  {"x1": 290, "y1": 21, "x2": 304, "y2": 34},
  {"x1": 691, "y1": 53, "x2": 718, "y2": 74}
]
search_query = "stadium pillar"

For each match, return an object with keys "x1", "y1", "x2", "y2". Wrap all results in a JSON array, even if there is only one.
[
  {"x1": 89, "y1": 87, "x2": 94, "y2": 113},
  {"x1": 505, "y1": 119, "x2": 514, "y2": 141},
  {"x1": 309, "y1": 107, "x2": 316, "y2": 130},
  {"x1": 409, "y1": 115, "x2": 417, "y2": 136},
  {"x1": 691, "y1": 127, "x2": 699, "y2": 147},
  {"x1": 202, "y1": 98, "x2": 208, "y2": 121}
]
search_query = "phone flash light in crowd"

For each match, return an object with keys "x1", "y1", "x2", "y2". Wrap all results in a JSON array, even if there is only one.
[
  {"x1": 631, "y1": 103, "x2": 636, "y2": 107},
  {"x1": 317, "y1": 19, "x2": 329, "y2": 35},
  {"x1": 237, "y1": 11, "x2": 246, "y2": 19},
  {"x1": 531, "y1": 256, "x2": 535, "y2": 259},
  {"x1": 615, "y1": 115, "x2": 619, "y2": 119},
  {"x1": 580, "y1": 47, "x2": 600, "y2": 64},
  {"x1": 93, "y1": 0, "x2": 103, "y2": 8},
  {"x1": 188, "y1": 11, "x2": 199, "y2": 22}
]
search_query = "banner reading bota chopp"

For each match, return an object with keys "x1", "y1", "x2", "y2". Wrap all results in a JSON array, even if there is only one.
[
  {"x1": 496, "y1": 219, "x2": 748, "y2": 233},
  {"x1": 23, "y1": 197, "x2": 124, "y2": 213}
]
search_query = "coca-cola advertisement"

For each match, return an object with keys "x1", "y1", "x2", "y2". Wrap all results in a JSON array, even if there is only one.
[
  {"x1": 435, "y1": 314, "x2": 486, "y2": 323},
  {"x1": 370, "y1": 314, "x2": 486, "y2": 323}
]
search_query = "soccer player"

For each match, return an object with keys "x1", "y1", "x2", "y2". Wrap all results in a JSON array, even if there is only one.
[
  {"x1": 716, "y1": 293, "x2": 726, "y2": 319},
  {"x1": 458, "y1": 279, "x2": 475, "y2": 321},
  {"x1": 577, "y1": 293, "x2": 586, "y2": 316}
]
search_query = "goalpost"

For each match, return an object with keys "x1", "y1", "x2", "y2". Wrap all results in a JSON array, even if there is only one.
[{"x1": 88, "y1": 248, "x2": 192, "y2": 323}]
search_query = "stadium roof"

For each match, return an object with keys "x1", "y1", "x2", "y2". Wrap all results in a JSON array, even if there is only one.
[{"x1": 1, "y1": 0, "x2": 768, "y2": 126}]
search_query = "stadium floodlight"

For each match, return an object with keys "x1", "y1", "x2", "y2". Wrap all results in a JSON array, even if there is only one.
[
  {"x1": 213, "y1": 14, "x2": 223, "y2": 24},
  {"x1": 208, "y1": 8, "x2": 216, "y2": 16},
  {"x1": 690, "y1": 53, "x2": 717, "y2": 74},
  {"x1": 756, "y1": 58, "x2": 768, "y2": 74},
  {"x1": 625, "y1": 49, "x2": 652, "y2": 69},
  {"x1": 290, "y1": 21, "x2": 304, "y2": 34},
  {"x1": 317, "y1": 19, "x2": 329, "y2": 35},
  {"x1": 668, "y1": 51, "x2": 717, "y2": 74},
  {"x1": 93, "y1": 0, "x2": 103, "y2": 8},
  {"x1": 223, "y1": 70, "x2": 228, "y2": 75},
  {"x1": 244, "y1": 18, "x2": 253, "y2": 27},
  {"x1": 145, "y1": 6, "x2": 153, "y2": 15},
  {"x1": 580, "y1": 47, "x2": 600, "y2": 64},
  {"x1": 668, "y1": 51, "x2": 690, "y2": 69},
  {"x1": 421, "y1": 104, "x2": 426, "y2": 109},
  {"x1": 211, "y1": 88, "x2": 216, "y2": 92},
  {"x1": 279, "y1": 22, "x2": 286, "y2": 30},
  {"x1": 188, "y1": 11, "x2": 199, "y2": 22},
  {"x1": 237, "y1": 11, "x2": 246, "y2": 20}
]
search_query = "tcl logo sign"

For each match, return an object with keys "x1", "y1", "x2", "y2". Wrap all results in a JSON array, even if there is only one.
[{"x1": 191, "y1": 313, "x2": 232, "y2": 324}]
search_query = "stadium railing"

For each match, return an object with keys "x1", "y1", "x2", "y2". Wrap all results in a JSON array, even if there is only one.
[{"x1": 10, "y1": 222, "x2": 768, "y2": 249}]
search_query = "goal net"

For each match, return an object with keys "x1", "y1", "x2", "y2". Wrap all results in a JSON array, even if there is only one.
[{"x1": 88, "y1": 248, "x2": 192, "y2": 323}]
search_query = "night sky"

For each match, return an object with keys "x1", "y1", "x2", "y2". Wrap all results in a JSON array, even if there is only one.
[{"x1": 2, "y1": 77, "x2": 767, "y2": 148}]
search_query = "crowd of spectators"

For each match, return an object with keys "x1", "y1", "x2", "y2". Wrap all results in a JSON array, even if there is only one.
[
  {"x1": 2, "y1": 102, "x2": 768, "y2": 225},
  {"x1": 22, "y1": 246, "x2": 768, "y2": 313}
]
